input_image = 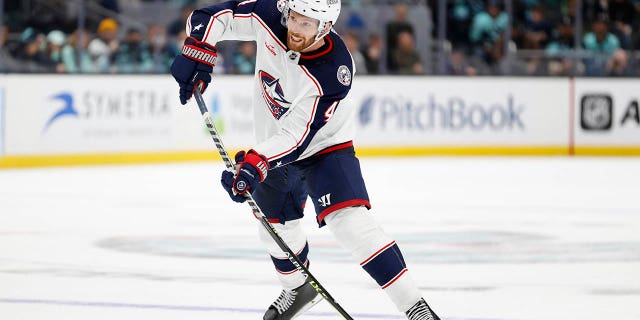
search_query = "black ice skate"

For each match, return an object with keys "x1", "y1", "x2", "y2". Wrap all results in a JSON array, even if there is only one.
[
  {"x1": 405, "y1": 298, "x2": 441, "y2": 320},
  {"x1": 263, "y1": 282, "x2": 322, "y2": 320}
]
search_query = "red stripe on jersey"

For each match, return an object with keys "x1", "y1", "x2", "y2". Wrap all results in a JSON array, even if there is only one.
[
  {"x1": 267, "y1": 95, "x2": 319, "y2": 161},
  {"x1": 300, "y1": 35, "x2": 333, "y2": 60},
  {"x1": 268, "y1": 67, "x2": 322, "y2": 161},
  {"x1": 360, "y1": 241, "x2": 396, "y2": 266},
  {"x1": 300, "y1": 65, "x2": 322, "y2": 95},
  {"x1": 315, "y1": 141, "x2": 353, "y2": 156},
  {"x1": 381, "y1": 268, "x2": 408, "y2": 289},
  {"x1": 238, "y1": 0, "x2": 257, "y2": 5},
  {"x1": 317, "y1": 199, "x2": 372, "y2": 224},
  {"x1": 186, "y1": 12, "x2": 193, "y2": 36},
  {"x1": 250, "y1": 13, "x2": 287, "y2": 50},
  {"x1": 204, "y1": 9, "x2": 233, "y2": 42}
]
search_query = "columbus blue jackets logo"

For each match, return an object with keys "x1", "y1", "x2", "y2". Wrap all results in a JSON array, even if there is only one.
[
  {"x1": 259, "y1": 70, "x2": 291, "y2": 120},
  {"x1": 337, "y1": 65, "x2": 351, "y2": 86}
]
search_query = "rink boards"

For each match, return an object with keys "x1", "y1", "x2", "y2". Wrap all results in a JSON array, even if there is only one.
[{"x1": 0, "y1": 75, "x2": 638, "y2": 168}]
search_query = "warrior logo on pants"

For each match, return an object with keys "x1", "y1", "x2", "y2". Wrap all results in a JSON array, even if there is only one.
[{"x1": 318, "y1": 193, "x2": 331, "y2": 207}]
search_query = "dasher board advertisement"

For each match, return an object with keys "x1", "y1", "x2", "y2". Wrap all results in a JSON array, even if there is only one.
[
  {"x1": 349, "y1": 77, "x2": 570, "y2": 147},
  {"x1": 574, "y1": 78, "x2": 640, "y2": 147},
  {"x1": 3, "y1": 75, "x2": 256, "y2": 156}
]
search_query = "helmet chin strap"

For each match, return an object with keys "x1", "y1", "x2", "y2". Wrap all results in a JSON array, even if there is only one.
[{"x1": 299, "y1": 37, "x2": 322, "y2": 53}]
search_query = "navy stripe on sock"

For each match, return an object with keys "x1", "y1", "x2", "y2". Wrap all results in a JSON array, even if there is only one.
[
  {"x1": 361, "y1": 242, "x2": 407, "y2": 287},
  {"x1": 270, "y1": 242, "x2": 309, "y2": 274}
]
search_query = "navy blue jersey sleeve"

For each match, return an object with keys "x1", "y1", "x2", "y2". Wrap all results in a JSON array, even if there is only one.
[{"x1": 187, "y1": 0, "x2": 283, "y2": 44}]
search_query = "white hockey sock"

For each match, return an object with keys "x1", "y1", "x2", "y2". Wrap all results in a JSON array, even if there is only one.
[
  {"x1": 324, "y1": 206, "x2": 422, "y2": 312},
  {"x1": 258, "y1": 219, "x2": 308, "y2": 290}
]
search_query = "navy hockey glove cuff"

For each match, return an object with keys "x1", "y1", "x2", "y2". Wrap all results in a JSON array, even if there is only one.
[
  {"x1": 221, "y1": 150, "x2": 270, "y2": 203},
  {"x1": 170, "y1": 37, "x2": 218, "y2": 105}
]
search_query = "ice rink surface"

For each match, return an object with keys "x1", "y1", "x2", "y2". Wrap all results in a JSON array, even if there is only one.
[{"x1": 1, "y1": 157, "x2": 639, "y2": 320}]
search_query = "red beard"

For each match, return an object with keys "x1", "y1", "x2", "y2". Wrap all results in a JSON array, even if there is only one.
[{"x1": 286, "y1": 30, "x2": 315, "y2": 52}]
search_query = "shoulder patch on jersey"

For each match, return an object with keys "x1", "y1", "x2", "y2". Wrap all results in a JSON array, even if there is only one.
[{"x1": 337, "y1": 65, "x2": 351, "y2": 86}]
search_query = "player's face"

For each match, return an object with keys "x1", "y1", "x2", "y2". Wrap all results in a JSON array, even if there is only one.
[{"x1": 286, "y1": 10, "x2": 319, "y2": 52}]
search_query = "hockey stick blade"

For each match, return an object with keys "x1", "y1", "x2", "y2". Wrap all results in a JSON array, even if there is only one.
[{"x1": 192, "y1": 86, "x2": 354, "y2": 320}]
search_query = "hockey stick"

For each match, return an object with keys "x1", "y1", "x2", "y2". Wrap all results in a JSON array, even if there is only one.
[{"x1": 192, "y1": 87, "x2": 354, "y2": 320}]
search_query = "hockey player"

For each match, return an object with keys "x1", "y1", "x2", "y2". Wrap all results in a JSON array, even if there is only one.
[{"x1": 170, "y1": 0, "x2": 441, "y2": 319}]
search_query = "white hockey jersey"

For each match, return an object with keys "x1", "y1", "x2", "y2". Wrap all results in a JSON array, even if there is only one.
[{"x1": 187, "y1": 0, "x2": 356, "y2": 168}]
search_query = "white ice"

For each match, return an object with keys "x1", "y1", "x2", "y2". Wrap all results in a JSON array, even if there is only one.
[{"x1": 1, "y1": 157, "x2": 639, "y2": 320}]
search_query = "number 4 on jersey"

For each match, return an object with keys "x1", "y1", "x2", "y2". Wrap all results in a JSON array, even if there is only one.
[{"x1": 324, "y1": 101, "x2": 339, "y2": 122}]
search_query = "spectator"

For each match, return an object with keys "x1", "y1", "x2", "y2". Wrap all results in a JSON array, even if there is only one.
[
  {"x1": 389, "y1": 30, "x2": 423, "y2": 74},
  {"x1": 385, "y1": 2, "x2": 415, "y2": 71},
  {"x1": 88, "y1": 18, "x2": 120, "y2": 72},
  {"x1": 607, "y1": 0, "x2": 637, "y2": 49},
  {"x1": 545, "y1": 18, "x2": 576, "y2": 76},
  {"x1": 0, "y1": 24, "x2": 21, "y2": 72},
  {"x1": 168, "y1": 5, "x2": 195, "y2": 37},
  {"x1": 61, "y1": 29, "x2": 96, "y2": 73},
  {"x1": 469, "y1": 1, "x2": 508, "y2": 67},
  {"x1": 232, "y1": 41, "x2": 257, "y2": 74},
  {"x1": 522, "y1": 5, "x2": 552, "y2": 49},
  {"x1": 164, "y1": 29, "x2": 187, "y2": 71},
  {"x1": 446, "y1": 49, "x2": 477, "y2": 75},
  {"x1": 343, "y1": 11, "x2": 366, "y2": 39},
  {"x1": 44, "y1": 30, "x2": 67, "y2": 73},
  {"x1": 439, "y1": 0, "x2": 485, "y2": 51},
  {"x1": 583, "y1": 19, "x2": 622, "y2": 76},
  {"x1": 343, "y1": 32, "x2": 367, "y2": 74},
  {"x1": 21, "y1": 0, "x2": 73, "y2": 38},
  {"x1": 583, "y1": 0, "x2": 610, "y2": 27},
  {"x1": 12, "y1": 27, "x2": 53, "y2": 72},
  {"x1": 114, "y1": 28, "x2": 154, "y2": 73},
  {"x1": 363, "y1": 33, "x2": 383, "y2": 74},
  {"x1": 147, "y1": 23, "x2": 175, "y2": 73},
  {"x1": 607, "y1": 48, "x2": 630, "y2": 76}
]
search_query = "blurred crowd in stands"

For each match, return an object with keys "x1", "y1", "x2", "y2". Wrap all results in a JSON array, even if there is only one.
[
  {"x1": 430, "y1": 0, "x2": 640, "y2": 76},
  {"x1": 1, "y1": 0, "x2": 639, "y2": 76},
  {"x1": 0, "y1": 2, "x2": 193, "y2": 74}
]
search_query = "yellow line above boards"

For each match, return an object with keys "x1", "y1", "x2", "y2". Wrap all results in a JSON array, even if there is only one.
[{"x1": 0, "y1": 146, "x2": 639, "y2": 169}]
